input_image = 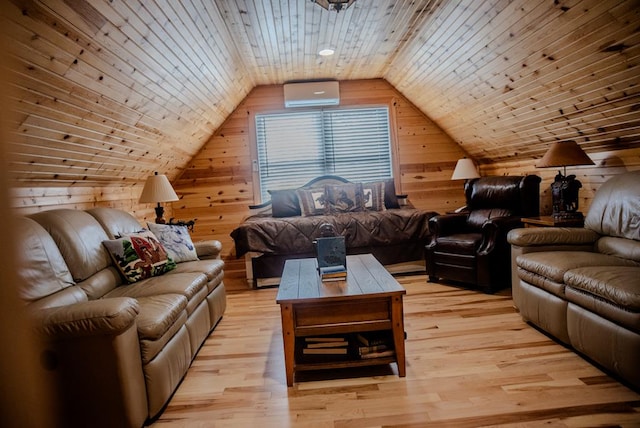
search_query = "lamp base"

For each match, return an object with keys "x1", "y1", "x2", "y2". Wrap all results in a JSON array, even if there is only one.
[{"x1": 154, "y1": 205, "x2": 166, "y2": 224}]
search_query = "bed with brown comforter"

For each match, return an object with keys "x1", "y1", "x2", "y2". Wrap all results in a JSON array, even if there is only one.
[{"x1": 230, "y1": 175, "x2": 438, "y2": 287}]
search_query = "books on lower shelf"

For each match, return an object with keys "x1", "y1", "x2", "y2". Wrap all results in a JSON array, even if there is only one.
[
  {"x1": 302, "y1": 336, "x2": 349, "y2": 355},
  {"x1": 356, "y1": 332, "x2": 395, "y2": 359}
]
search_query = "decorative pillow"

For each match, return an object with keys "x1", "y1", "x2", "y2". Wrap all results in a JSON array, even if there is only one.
[
  {"x1": 103, "y1": 230, "x2": 176, "y2": 283},
  {"x1": 361, "y1": 181, "x2": 386, "y2": 211},
  {"x1": 147, "y1": 223, "x2": 199, "y2": 262},
  {"x1": 326, "y1": 183, "x2": 364, "y2": 213},
  {"x1": 297, "y1": 187, "x2": 327, "y2": 216},
  {"x1": 268, "y1": 189, "x2": 301, "y2": 217},
  {"x1": 382, "y1": 178, "x2": 400, "y2": 209}
]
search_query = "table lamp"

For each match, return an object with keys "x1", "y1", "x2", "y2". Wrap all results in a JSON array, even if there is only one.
[
  {"x1": 451, "y1": 158, "x2": 480, "y2": 181},
  {"x1": 536, "y1": 140, "x2": 594, "y2": 220},
  {"x1": 139, "y1": 172, "x2": 179, "y2": 224}
]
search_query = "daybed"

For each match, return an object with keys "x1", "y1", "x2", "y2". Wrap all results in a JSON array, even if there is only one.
[
  {"x1": 15, "y1": 207, "x2": 226, "y2": 427},
  {"x1": 507, "y1": 170, "x2": 640, "y2": 389},
  {"x1": 231, "y1": 175, "x2": 438, "y2": 287}
]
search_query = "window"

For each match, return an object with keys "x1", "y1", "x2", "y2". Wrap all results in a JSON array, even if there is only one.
[{"x1": 255, "y1": 107, "x2": 393, "y2": 201}]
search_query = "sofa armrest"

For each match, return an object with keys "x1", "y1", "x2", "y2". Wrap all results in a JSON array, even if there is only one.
[
  {"x1": 33, "y1": 297, "x2": 139, "y2": 340},
  {"x1": 507, "y1": 227, "x2": 600, "y2": 248},
  {"x1": 195, "y1": 239, "x2": 222, "y2": 260}
]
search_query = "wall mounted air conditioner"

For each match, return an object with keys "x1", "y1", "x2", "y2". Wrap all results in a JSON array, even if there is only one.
[{"x1": 283, "y1": 81, "x2": 340, "y2": 108}]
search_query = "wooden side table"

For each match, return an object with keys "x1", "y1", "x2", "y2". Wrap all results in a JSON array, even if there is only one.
[{"x1": 521, "y1": 216, "x2": 584, "y2": 228}]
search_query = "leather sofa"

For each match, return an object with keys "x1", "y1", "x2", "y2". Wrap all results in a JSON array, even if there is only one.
[
  {"x1": 15, "y1": 207, "x2": 226, "y2": 427},
  {"x1": 507, "y1": 170, "x2": 640, "y2": 390}
]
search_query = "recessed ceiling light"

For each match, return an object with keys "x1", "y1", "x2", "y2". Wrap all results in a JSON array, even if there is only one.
[{"x1": 319, "y1": 48, "x2": 335, "y2": 56}]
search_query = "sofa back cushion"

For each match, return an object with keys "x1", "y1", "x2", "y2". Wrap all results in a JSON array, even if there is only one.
[
  {"x1": 30, "y1": 209, "x2": 113, "y2": 283},
  {"x1": 595, "y1": 236, "x2": 640, "y2": 263},
  {"x1": 585, "y1": 170, "x2": 640, "y2": 241},
  {"x1": 15, "y1": 217, "x2": 87, "y2": 309},
  {"x1": 87, "y1": 207, "x2": 144, "y2": 239}
]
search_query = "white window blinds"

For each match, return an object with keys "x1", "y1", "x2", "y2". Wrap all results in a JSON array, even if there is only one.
[{"x1": 255, "y1": 107, "x2": 392, "y2": 201}]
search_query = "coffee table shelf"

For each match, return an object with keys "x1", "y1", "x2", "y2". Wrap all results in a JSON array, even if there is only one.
[{"x1": 276, "y1": 254, "x2": 406, "y2": 386}]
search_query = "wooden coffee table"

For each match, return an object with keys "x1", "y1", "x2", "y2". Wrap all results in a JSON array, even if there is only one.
[{"x1": 276, "y1": 253, "x2": 406, "y2": 386}]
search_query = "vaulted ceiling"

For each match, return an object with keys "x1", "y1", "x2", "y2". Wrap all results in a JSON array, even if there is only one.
[{"x1": 2, "y1": 0, "x2": 639, "y2": 186}]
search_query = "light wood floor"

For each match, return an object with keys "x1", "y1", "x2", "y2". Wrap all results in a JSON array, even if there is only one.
[{"x1": 154, "y1": 275, "x2": 640, "y2": 427}]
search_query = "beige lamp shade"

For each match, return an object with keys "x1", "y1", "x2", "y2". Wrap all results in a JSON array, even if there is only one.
[
  {"x1": 536, "y1": 141, "x2": 594, "y2": 169},
  {"x1": 139, "y1": 173, "x2": 179, "y2": 203},
  {"x1": 451, "y1": 158, "x2": 480, "y2": 180}
]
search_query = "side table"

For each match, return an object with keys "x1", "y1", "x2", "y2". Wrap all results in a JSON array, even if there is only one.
[{"x1": 521, "y1": 216, "x2": 584, "y2": 228}]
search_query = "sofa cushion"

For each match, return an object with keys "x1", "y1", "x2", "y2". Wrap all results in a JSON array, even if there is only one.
[
  {"x1": 565, "y1": 266, "x2": 640, "y2": 311},
  {"x1": 595, "y1": 236, "x2": 640, "y2": 263},
  {"x1": 268, "y1": 189, "x2": 301, "y2": 217},
  {"x1": 362, "y1": 181, "x2": 386, "y2": 211},
  {"x1": 326, "y1": 183, "x2": 364, "y2": 213},
  {"x1": 382, "y1": 178, "x2": 400, "y2": 209},
  {"x1": 516, "y1": 251, "x2": 638, "y2": 284},
  {"x1": 435, "y1": 233, "x2": 482, "y2": 254},
  {"x1": 171, "y1": 259, "x2": 225, "y2": 289},
  {"x1": 564, "y1": 266, "x2": 640, "y2": 333},
  {"x1": 297, "y1": 187, "x2": 327, "y2": 216},
  {"x1": 135, "y1": 294, "x2": 188, "y2": 364},
  {"x1": 15, "y1": 217, "x2": 79, "y2": 306},
  {"x1": 30, "y1": 209, "x2": 112, "y2": 283},
  {"x1": 87, "y1": 207, "x2": 144, "y2": 239},
  {"x1": 585, "y1": 170, "x2": 640, "y2": 240},
  {"x1": 147, "y1": 223, "x2": 198, "y2": 263},
  {"x1": 103, "y1": 231, "x2": 176, "y2": 283}
]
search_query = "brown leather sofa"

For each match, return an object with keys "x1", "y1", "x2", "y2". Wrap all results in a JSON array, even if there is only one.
[
  {"x1": 508, "y1": 170, "x2": 640, "y2": 390},
  {"x1": 425, "y1": 175, "x2": 541, "y2": 293},
  {"x1": 15, "y1": 207, "x2": 226, "y2": 427}
]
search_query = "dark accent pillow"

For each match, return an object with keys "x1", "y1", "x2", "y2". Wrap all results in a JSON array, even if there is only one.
[
  {"x1": 326, "y1": 183, "x2": 364, "y2": 213},
  {"x1": 361, "y1": 181, "x2": 386, "y2": 211},
  {"x1": 103, "y1": 230, "x2": 176, "y2": 283},
  {"x1": 268, "y1": 189, "x2": 301, "y2": 217},
  {"x1": 297, "y1": 187, "x2": 327, "y2": 216},
  {"x1": 382, "y1": 178, "x2": 400, "y2": 209}
]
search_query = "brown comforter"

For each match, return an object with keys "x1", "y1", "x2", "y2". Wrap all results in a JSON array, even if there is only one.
[{"x1": 231, "y1": 208, "x2": 436, "y2": 258}]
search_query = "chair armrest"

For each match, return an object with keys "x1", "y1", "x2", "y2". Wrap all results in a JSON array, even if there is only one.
[
  {"x1": 32, "y1": 297, "x2": 139, "y2": 340},
  {"x1": 478, "y1": 216, "x2": 523, "y2": 255},
  {"x1": 507, "y1": 227, "x2": 600, "y2": 248},
  {"x1": 195, "y1": 240, "x2": 222, "y2": 260}
]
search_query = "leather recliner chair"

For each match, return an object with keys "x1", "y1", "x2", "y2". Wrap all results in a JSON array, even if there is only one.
[{"x1": 425, "y1": 175, "x2": 541, "y2": 293}]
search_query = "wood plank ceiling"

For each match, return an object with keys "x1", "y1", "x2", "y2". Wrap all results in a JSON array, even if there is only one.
[{"x1": 1, "y1": 0, "x2": 639, "y2": 187}]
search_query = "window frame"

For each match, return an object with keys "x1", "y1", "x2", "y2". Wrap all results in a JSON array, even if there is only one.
[{"x1": 248, "y1": 101, "x2": 400, "y2": 204}]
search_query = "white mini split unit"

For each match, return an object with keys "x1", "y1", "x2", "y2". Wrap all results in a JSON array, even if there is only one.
[{"x1": 283, "y1": 81, "x2": 340, "y2": 108}]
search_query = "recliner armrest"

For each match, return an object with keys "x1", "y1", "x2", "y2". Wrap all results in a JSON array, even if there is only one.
[
  {"x1": 507, "y1": 227, "x2": 600, "y2": 248},
  {"x1": 478, "y1": 216, "x2": 523, "y2": 254},
  {"x1": 32, "y1": 297, "x2": 139, "y2": 340}
]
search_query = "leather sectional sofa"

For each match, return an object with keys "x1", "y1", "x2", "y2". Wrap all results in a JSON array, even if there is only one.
[
  {"x1": 16, "y1": 207, "x2": 226, "y2": 427},
  {"x1": 508, "y1": 170, "x2": 640, "y2": 390}
]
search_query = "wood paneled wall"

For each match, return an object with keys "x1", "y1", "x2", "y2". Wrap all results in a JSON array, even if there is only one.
[
  {"x1": 172, "y1": 79, "x2": 467, "y2": 283},
  {"x1": 484, "y1": 147, "x2": 640, "y2": 215}
]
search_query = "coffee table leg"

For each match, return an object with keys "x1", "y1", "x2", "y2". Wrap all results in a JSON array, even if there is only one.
[
  {"x1": 279, "y1": 303, "x2": 295, "y2": 386},
  {"x1": 391, "y1": 295, "x2": 406, "y2": 377}
]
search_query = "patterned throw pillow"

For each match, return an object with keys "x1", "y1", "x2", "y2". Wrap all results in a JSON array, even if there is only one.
[
  {"x1": 326, "y1": 183, "x2": 364, "y2": 213},
  {"x1": 297, "y1": 187, "x2": 327, "y2": 216},
  {"x1": 147, "y1": 223, "x2": 199, "y2": 262},
  {"x1": 103, "y1": 230, "x2": 176, "y2": 283},
  {"x1": 361, "y1": 181, "x2": 386, "y2": 211}
]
